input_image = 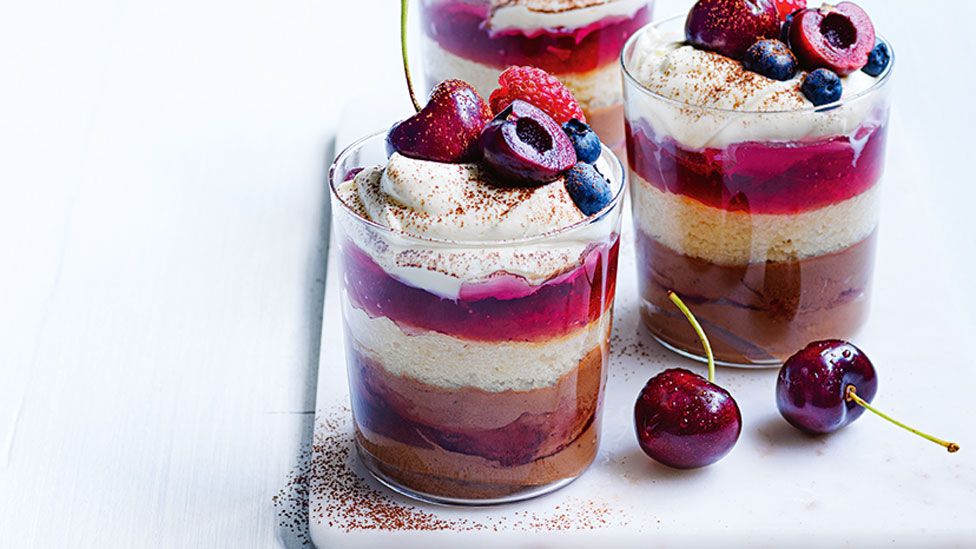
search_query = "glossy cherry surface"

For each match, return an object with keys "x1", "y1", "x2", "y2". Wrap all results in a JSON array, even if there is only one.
[
  {"x1": 635, "y1": 368, "x2": 742, "y2": 469},
  {"x1": 775, "y1": 339, "x2": 878, "y2": 434},
  {"x1": 386, "y1": 79, "x2": 492, "y2": 163},
  {"x1": 685, "y1": 0, "x2": 780, "y2": 60}
]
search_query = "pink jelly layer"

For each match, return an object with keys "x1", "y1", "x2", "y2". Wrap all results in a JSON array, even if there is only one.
[
  {"x1": 420, "y1": 1, "x2": 650, "y2": 73},
  {"x1": 625, "y1": 120, "x2": 888, "y2": 215},
  {"x1": 341, "y1": 237, "x2": 619, "y2": 343}
]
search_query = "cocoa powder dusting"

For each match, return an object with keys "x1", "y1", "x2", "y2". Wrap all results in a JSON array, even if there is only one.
[{"x1": 273, "y1": 404, "x2": 629, "y2": 538}]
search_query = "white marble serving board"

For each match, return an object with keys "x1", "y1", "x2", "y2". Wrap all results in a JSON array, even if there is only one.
[{"x1": 309, "y1": 98, "x2": 976, "y2": 548}]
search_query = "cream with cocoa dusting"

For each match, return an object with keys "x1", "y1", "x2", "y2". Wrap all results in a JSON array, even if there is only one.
[{"x1": 625, "y1": 27, "x2": 885, "y2": 149}]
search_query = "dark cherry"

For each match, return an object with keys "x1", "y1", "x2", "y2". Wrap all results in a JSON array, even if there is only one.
[
  {"x1": 789, "y1": 2, "x2": 875, "y2": 76},
  {"x1": 776, "y1": 339, "x2": 876, "y2": 434},
  {"x1": 776, "y1": 340, "x2": 960, "y2": 453},
  {"x1": 635, "y1": 368, "x2": 742, "y2": 469},
  {"x1": 386, "y1": 79, "x2": 493, "y2": 163},
  {"x1": 634, "y1": 291, "x2": 742, "y2": 469},
  {"x1": 685, "y1": 0, "x2": 780, "y2": 60},
  {"x1": 479, "y1": 99, "x2": 576, "y2": 185}
]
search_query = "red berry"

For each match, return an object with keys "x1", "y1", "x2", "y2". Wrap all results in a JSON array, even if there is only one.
[
  {"x1": 489, "y1": 66, "x2": 585, "y2": 125},
  {"x1": 774, "y1": 0, "x2": 806, "y2": 20}
]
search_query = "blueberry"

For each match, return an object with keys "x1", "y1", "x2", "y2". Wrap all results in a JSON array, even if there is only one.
[
  {"x1": 801, "y1": 68, "x2": 843, "y2": 107},
  {"x1": 564, "y1": 163, "x2": 612, "y2": 215},
  {"x1": 561, "y1": 118, "x2": 601, "y2": 164},
  {"x1": 779, "y1": 10, "x2": 801, "y2": 45},
  {"x1": 861, "y1": 41, "x2": 890, "y2": 77},
  {"x1": 742, "y1": 39, "x2": 797, "y2": 81}
]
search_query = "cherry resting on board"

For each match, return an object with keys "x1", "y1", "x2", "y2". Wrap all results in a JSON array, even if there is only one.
[
  {"x1": 776, "y1": 340, "x2": 960, "y2": 452},
  {"x1": 635, "y1": 292, "x2": 742, "y2": 469}
]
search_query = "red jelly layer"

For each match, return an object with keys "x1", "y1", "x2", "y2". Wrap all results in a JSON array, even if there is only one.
[
  {"x1": 340, "y1": 237, "x2": 619, "y2": 343},
  {"x1": 420, "y1": 1, "x2": 650, "y2": 74},
  {"x1": 625, "y1": 120, "x2": 888, "y2": 215}
]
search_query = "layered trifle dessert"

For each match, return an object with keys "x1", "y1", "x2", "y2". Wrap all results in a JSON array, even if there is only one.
[
  {"x1": 419, "y1": 0, "x2": 653, "y2": 149},
  {"x1": 622, "y1": 1, "x2": 893, "y2": 365},
  {"x1": 330, "y1": 73, "x2": 625, "y2": 502}
]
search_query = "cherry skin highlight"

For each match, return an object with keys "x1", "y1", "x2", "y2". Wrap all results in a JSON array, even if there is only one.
[
  {"x1": 634, "y1": 291, "x2": 742, "y2": 469},
  {"x1": 387, "y1": 79, "x2": 493, "y2": 163},
  {"x1": 776, "y1": 339, "x2": 877, "y2": 434},
  {"x1": 635, "y1": 368, "x2": 742, "y2": 469},
  {"x1": 685, "y1": 0, "x2": 780, "y2": 60}
]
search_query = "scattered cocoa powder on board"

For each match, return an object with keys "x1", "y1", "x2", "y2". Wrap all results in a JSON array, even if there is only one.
[{"x1": 273, "y1": 404, "x2": 629, "y2": 539}]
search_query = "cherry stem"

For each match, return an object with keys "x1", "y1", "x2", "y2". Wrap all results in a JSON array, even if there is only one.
[
  {"x1": 668, "y1": 291, "x2": 715, "y2": 383},
  {"x1": 846, "y1": 386, "x2": 960, "y2": 453},
  {"x1": 401, "y1": 0, "x2": 421, "y2": 113}
]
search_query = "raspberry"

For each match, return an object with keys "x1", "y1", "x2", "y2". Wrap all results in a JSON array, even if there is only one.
[
  {"x1": 488, "y1": 66, "x2": 585, "y2": 124},
  {"x1": 774, "y1": 0, "x2": 806, "y2": 21}
]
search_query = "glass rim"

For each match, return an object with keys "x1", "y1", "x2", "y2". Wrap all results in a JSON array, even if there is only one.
[
  {"x1": 328, "y1": 130, "x2": 627, "y2": 247},
  {"x1": 620, "y1": 13, "x2": 895, "y2": 116}
]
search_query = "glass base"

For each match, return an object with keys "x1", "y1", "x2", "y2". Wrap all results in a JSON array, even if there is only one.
[
  {"x1": 651, "y1": 334, "x2": 782, "y2": 368},
  {"x1": 356, "y1": 443, "x2": 581, "y2": 506}
]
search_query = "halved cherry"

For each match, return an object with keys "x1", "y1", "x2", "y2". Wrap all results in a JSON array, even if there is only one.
[{"x1": 789, "y1": 2, "x2": 875, "y2": 76}]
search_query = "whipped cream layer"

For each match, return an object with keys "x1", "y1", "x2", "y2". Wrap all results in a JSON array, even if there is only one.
[
  {"x1": 423, "y1": 39, "x2": 624, "y2": 110},
  {"x1": 624, "y1": 28, "x2": 890, "y2": 149},
  {"x1": 335, "y1": 152, "x2": 622, "y2": 299},
  {"x1": 341, "y1": 153, "x2": 585, "y2": 241},
  {"x1": 346, "y1": 304, "x2": 610, "y2": 392},
  {"x1": 631, "y1": 172, "x2": 880, "y2": 265}
]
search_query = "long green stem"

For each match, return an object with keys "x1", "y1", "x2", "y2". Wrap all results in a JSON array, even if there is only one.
[
  {"x1": 846, "y1": 386, "x2": 960, "y2": 453},
  {"x1": 668, "y1": 291, "x2": 714, "y2": 383},
  {"x1": 401, "y1": 0, "x2": 421, "y2": 112}
]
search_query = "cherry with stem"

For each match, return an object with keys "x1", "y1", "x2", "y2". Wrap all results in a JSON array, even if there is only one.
[
  {"x1": 633, "y1": 291, "x2": 741, "y2": 469},
  {"x1": 776, "y1": 339, "x2": 960, "y2": 453}
]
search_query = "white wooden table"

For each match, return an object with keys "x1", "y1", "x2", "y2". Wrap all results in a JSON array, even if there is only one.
[{"x1": 1, "y1": 0, "x2": 973, "y2": 546}]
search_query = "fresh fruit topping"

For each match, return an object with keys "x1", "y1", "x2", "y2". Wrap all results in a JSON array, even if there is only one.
[
  {"x1": 801, "y1": 68, "x2": 842, "y2": 106},
  {"x1": 387, "y1": 80, "x2": 493, "y2": 163},
  {"x1": 685, "y1": 0, "x2": 781, "y2": 60},
  {"x1": 634, "y1": 292, "x2": 742, "y2": 469},
  {"x1": 776, "y1": 340, "x2": 960, "y2": 453},
  {"x1": 480, "y1": 100, "x2": 577, "y2": 186},
  {"x1": 561, "y1": 119, "x2": 601, "y2": 164},
  {"x1": 563, "y1": 163, "x2": 612, "y2": 215},
  {"x1": 742, "y1": 39, "x2": 797, "y2": 80},
  {"x1": 861, "y1": 40, "x2": 890, "y2": 76},
  {"x1": 774, "y1": 0, "x2": 806, "y2": 21},
  {"x1": 489, "y1": 66, "x2": 586, "y2": 124},
  {"x1": 789, "y1": 2, "x2": 875, "y2": 75}
]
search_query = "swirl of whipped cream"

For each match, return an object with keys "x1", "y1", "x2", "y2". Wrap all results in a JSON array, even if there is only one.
[
  {"x1": 625, "y1": 28, "x2": 888, "y2": 149},
  {"x1": 335, "y1": 151, "x2": 621, "y2": 299},
  {"x1": 341, "y1": 152, "x2": 585, "y2": 241}
]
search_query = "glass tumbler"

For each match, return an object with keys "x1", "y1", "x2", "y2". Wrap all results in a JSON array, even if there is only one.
[
  {"x1": 418, "y1": 0, "x2": 653, "y2": 151},
  {"x1": 329, "y1": 132, "x2": 626, "y2": 504},
  {"x1": 621, "y1": 16, "x2": 893, "y2": 366}
]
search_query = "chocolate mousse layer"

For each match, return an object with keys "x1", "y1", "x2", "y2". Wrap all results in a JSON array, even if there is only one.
[
  {"x1": 637, "y1": 230, "x2": 877, "y2": 364},
  {"x1": 348, "y1": 342, "x2": 607, "y2": 500}
]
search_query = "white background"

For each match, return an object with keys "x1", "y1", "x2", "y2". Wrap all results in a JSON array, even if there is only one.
[{"x1": 1, "y1": 0, "x2": 974, "y2": 547}]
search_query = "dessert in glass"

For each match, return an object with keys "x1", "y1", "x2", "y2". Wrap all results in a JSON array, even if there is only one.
[
  {"x1": 330, "y1": 75, "x2": 625, "y2": 503},
  {"x1": 622, "y1": 1, "x2": 893, "y2": 366},
  {"x1": 419, "y1": 0, "x2": 653, "y2": 150}
]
